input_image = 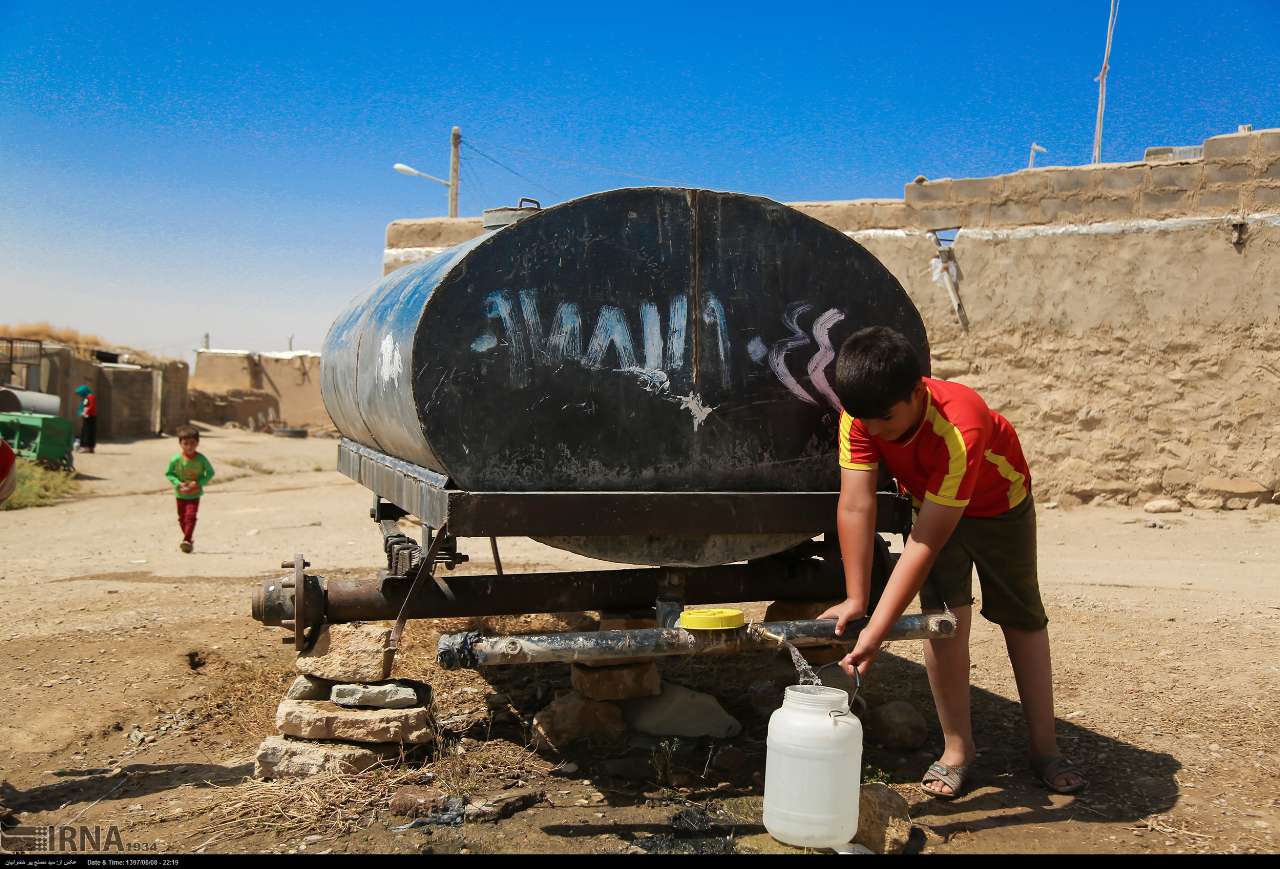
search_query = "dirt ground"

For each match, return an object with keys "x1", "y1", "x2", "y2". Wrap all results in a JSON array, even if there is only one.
[{"x1": 0, "y1": 426, "x2": 1277, "y2": 855}]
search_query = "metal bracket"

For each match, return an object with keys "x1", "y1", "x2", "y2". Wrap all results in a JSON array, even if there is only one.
[
  {"x1": 280, "y1": 553, "x2": 323, "y2": 651},
  {"x1": 655, "y1": 570, "x2": 687, "y2": 628},
  {"x1": 390, "y1": 523, "x2": 456, "y2": 655}
]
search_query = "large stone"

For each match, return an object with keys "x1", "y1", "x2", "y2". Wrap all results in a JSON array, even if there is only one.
[
  {"x1": 285, "y1": 674, "x2": 335, "y2": 701},
  {"x1": 275, "y1": 699, "x2": 433, "y2": 744},
  {"x1": 863, "y1": 700, "x2": 928, "y2": 750},
  {"x1": 1162, "y1": 468, "x2": 1196, "y2": 488},
  {"x1": 531, "y1": 691, "x2": 626, "y2": 751},
  {"x1": 254, "y1": 735, "x2": 398, "y2": 779},
  {"x1": 622, "y1": 683, "x2": 742, "y2": 739},
  {"x1": 1142, "y1": 498, "x2": 1182, "y2": 514},
  {"x1": 331, "y1": 682, "x2": 421, "y2": 709},
  {"x1": 1197, "y1": 476, "x2": 1270, "y2": 497},
  {"x1": 571, "y1": 660, "x2": 661, "y2": 701},
  {"x1": 389, "y1": 785, "x2": 448, "y2": 817},
  {"x1": 853, "y1": 782, "x2": 913, "y2": 854},
  {"x1": 296, "y1": 623, "x2": 394, "y2": 683}
]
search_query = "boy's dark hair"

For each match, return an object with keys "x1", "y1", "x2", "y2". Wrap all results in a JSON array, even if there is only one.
[
  {"x1": 176, "y1": 425, "x2": 200, "y2": 441},
  {"x1": 834, "y1": 326, "x2": 923, "y2": 419}
]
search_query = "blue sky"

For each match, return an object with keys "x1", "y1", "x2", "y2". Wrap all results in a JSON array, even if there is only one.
[{"x1": 1, "y1": 0, "x2": 1276, "y2": 358}]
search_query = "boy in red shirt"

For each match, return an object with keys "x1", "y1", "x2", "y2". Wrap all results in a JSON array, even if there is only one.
[{"x1": 819, "y1": 326, "x2": 1085, "y2": 798}]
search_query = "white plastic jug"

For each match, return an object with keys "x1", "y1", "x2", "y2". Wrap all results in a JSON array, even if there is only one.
[{"x1": 763, "y1": 684, "x2": 863, "y2": 849}]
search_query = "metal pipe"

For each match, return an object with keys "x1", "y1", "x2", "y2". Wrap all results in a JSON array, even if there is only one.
[
  {"x1": 435, "y1": 614, "x2": 957, "y2": 670},
  {"x1": 252, "y1": 558, "x2": 850, "y2": 629}
]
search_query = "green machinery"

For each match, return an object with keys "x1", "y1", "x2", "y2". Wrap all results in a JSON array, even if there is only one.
[{"x1": 0, "y1": 412, "x2": 75, "y2": 468}]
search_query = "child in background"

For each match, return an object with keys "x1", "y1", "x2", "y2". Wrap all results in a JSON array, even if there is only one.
[
  {"x1": 74, "y1": 385, "x2": 97, "y2": 453},
  {"x1": 165, "y1": 425, "x2": 214, "y2": 553}
]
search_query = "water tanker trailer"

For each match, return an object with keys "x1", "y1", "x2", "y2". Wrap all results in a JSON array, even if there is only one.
[{"x1": 252, "y1": 188, "x2": 956, "y2": 667}]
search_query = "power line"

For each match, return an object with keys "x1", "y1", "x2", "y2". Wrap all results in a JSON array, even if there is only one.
[
  {"x1": 461, "y1": 159, "x2": 497, "y2": 212},
  {"x1": 460, "y1": 140, "x2": 560, "y2": 199},
  {"x1": 468, "y1": 136, "x2": 681, "y2": 185}
]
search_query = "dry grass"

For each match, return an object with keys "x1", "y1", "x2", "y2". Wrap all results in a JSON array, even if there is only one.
[
  {"x1": 1, "y1": 322, "x2": 108, "y2": 348},
  {"x1": 1, "y1": 459, "x2": 80, "y2": 510},
  {"x1": 0, "y1": 322, "x2": 168, "y2": 363},
  {"x1": 172, "y1": 632, "x2": 565, "y2": 848},
  {"x1": 181, "y1": 761, "x2": 428, "y2": 850},
  {"x1": 223, "y1": 457, "x2": 276, "y2": 475},
  {"x1": 179, "y1": 737, "x2": 556, "y2": 849},
  {"x1": 187, "y1": 659, "x2": 294, "y2": 740}
]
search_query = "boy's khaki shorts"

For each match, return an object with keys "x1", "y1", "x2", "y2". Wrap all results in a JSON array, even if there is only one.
[{"x1": 918, "y1": 494, "x2": 1048, "y2": 631}]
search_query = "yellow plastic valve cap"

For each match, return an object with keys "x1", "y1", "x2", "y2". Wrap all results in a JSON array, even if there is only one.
[{"x1": 678, "y1": 608, "x2": 746, "y2": 630}]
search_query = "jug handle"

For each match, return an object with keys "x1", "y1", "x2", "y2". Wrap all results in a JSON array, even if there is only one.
[{"x1": 825, "y1": 668, "x2": 862, "y2": 725}]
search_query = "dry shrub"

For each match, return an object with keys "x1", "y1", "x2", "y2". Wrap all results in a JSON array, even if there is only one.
[
  {"x1": 1, "y1": 460, "x2": 80, "y2": 511},
  {"x1": 1, "y1": 322, "x2": 107, "y2": 347},
  {"x1": 187, "y1": 658, "x2": 294, "y2": 740},
  {"x1": 181, "y1": 760, "x2": 427, "y2": 848}
]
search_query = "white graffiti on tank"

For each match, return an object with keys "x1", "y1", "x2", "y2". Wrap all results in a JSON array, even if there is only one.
[
  {"x1": 472, "y1": 290, "x2": 730, "y2": 391},
  {"x1": 471, "y1": 290, "x2": 845, "y2": 411}
]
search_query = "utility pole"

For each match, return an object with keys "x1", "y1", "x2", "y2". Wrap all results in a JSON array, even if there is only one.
[
  {"x1": 1092, "y1": 0, "x2": 1120, "y2": 164},
  {"x1": 1028, "y1": 143, "x2": 1047, "y2": 169},
  {"x1": 449, "y1": 126, "x2": 461, "y2": 218}
]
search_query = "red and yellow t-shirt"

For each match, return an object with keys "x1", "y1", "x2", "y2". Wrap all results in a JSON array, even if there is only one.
[{"x1": 839, "y1": 378, "x2": 1031, "y2": 517}]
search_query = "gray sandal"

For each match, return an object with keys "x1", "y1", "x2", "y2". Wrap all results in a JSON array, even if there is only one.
[
  {"x1": 1030, "y1": 754, "x2": 1087, "y2": 794},
  {"x1": 920, "y1": 760, "x2": 972, "y2": 799}
]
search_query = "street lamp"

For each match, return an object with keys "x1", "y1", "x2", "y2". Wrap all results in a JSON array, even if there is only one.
[
  {"x1": 393, "y1": 127, "x2": 461, "y2": 217},
  {"x1": 393, "y1": 163, "x2": 450, "y2": 186}
]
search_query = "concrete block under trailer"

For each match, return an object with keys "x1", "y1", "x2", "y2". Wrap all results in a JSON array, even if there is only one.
[{"x1": 250, "y1": 189, "x2": 957, "y2": 665}]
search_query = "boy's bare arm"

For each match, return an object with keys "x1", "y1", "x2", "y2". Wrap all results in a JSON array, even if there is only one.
[
  {"x1": 817, "y1": 467, "x2": 878, "y2": 634},
  {"x1": 840, "y1": 500, "x2": 964, "y2": 675}
]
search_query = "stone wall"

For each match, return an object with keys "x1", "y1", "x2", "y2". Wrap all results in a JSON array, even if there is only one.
[{"x1": 378, "y1": 127, "x2": 1280, "y2": 509}]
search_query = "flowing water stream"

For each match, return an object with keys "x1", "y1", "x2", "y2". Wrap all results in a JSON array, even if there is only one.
[{"x1": 780, "y1": 639, "x2": 823, "y2": 686}]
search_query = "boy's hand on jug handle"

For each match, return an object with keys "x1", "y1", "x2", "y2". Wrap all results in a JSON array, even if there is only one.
[
  {"x1": 841, "y1": 633, "x2": 881, "y2": 678},
  {"x1": 817, "y1": 599, "x2": 866, "y2": 636}
]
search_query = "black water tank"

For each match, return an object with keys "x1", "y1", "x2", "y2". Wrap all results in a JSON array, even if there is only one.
[{"x1": 322, "y1": 187, "x2": 928, "y2": 493}]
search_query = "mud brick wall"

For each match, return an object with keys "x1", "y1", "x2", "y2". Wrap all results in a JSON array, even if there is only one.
[
  {"x1": 97, "y1": 366, "x2": 159, "y2": 439},
  {"x1": 380, "y1": 128, "x2": 1280, "y2": 509},
  {"x1": 160, "y1": 361, "x2": 190, "y2": 434},
  {"x1": 192, "y1": 351, "x2": 329, "y2": 428},
  {"x1": 191, "y1": 350, "x2": 258, "y2": 391},
  {"x1": 189, "y1": 388, "x2": 280, "y2": 431},
  {"x1": 257, "y1": 354, "x2": 327, "y2": 427},
  {"x1": 788, "y1": 127, "x2": 1280, "y2": 232}
]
